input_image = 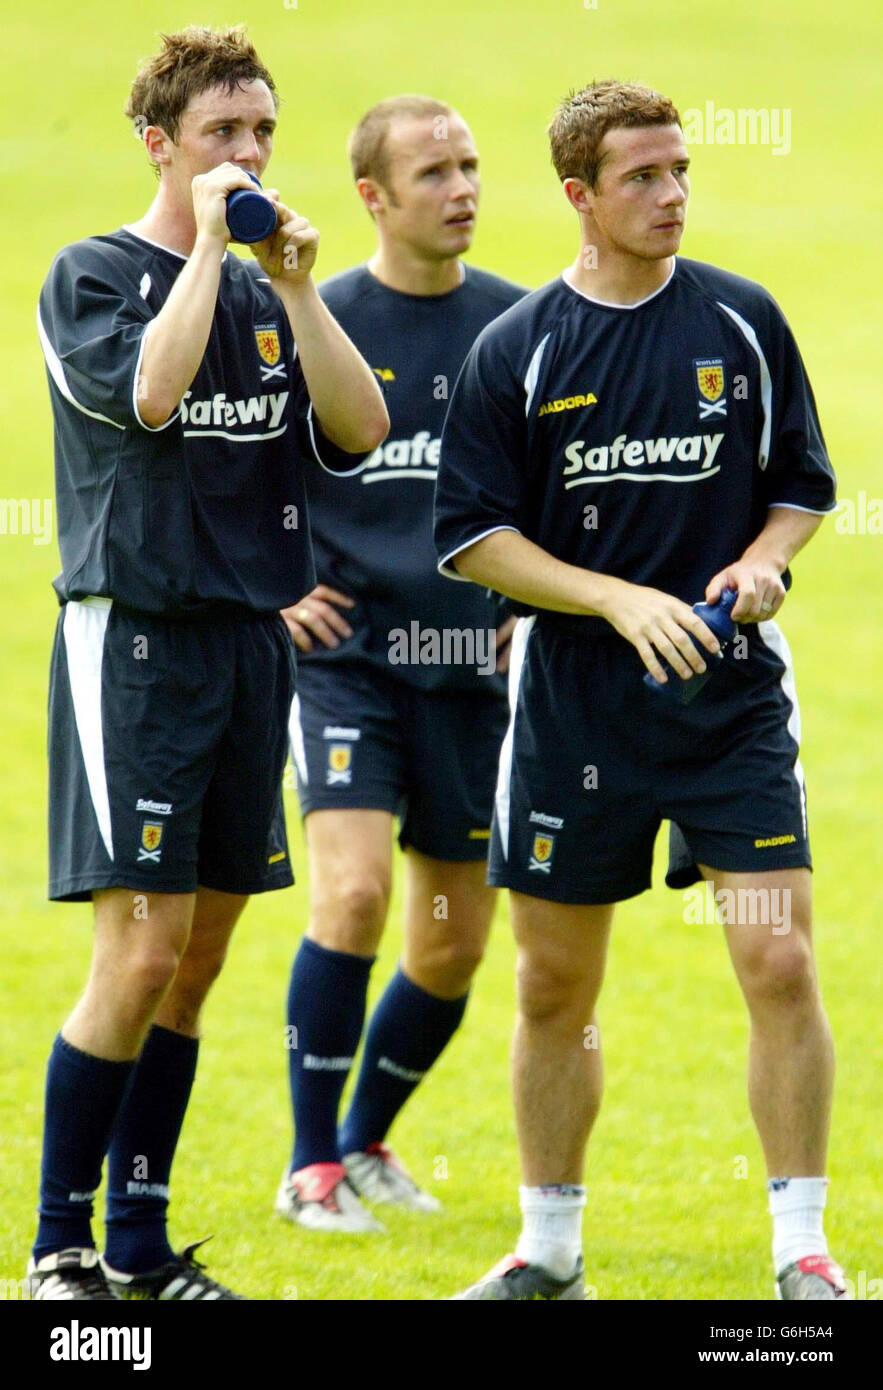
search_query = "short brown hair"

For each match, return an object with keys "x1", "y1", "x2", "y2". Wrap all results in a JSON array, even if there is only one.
[
  {"x1": 348, "y1": 95, "x2": 455, "y2": 188},
  {"x1": 124, "y1": 25, "x2": 278, "y2": 143},
  {"x1": 548, "y1": 80, "x2": 681, "y2": 189}
]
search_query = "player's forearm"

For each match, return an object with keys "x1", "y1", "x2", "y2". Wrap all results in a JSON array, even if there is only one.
[
  {"x1": 452, "y1": 529, "x2": 619, "y2": 618},
  {"x1": 137, "y1": 239, "x2": 226, "y2": 428},
  {"x1": 274, "y1": 278, "x2": 389, "y2": 452},
  {"x1": 740, "y1": 505, "x2": 826, "y2": 573}
]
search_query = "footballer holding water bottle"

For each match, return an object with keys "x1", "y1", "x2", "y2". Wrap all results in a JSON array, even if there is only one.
[{"x1": 434, "y1": 79, "x2": 846, "y2": 1301}]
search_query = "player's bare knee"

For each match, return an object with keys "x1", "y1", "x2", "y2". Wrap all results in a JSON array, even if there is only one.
[
  {"x1": 311, "y1": 874, "x2": 390, "y2": 948},
  {"x1": 411, "y1": 937, "x2": 484, "y2": 997},
  {"x1": 516, "y1": 954, "x2": 586, "y2": 1023},
  {"x1": 123, "y1": 942, "x2": 185, "y2": 1002},
  {"x1": 176, "y1": 945, "x2": 228, "y2": 1001},
  {"x1": 443, "y1": 934, "x2": 486, "y2": 983},
  {"x1": 739, "y1": 935, "x2": 817, "y2": 1008}
]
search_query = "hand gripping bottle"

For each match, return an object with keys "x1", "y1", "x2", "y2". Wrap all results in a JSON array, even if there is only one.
[
  {"x1": 226, "y1": 172, "x2": 278, "y2": 244},
  {"x1": 643, "y1": 588, "x2": 739, "y2": 705}
]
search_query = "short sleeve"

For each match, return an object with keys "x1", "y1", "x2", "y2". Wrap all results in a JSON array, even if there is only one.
[
  {"x1": 762, "y1": 305, "x2": 836, "y2": 514},
  {"x1": 37, "y1": 243, "x2": 167, "y2": 432},
  {"x1": 434, "y1": 328, "x2": 529, "y2": 579}
]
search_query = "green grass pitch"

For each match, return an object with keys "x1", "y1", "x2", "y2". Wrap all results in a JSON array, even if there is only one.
[{"x1": 0, "y1": 0, "x2": 880, "y2": 1300}]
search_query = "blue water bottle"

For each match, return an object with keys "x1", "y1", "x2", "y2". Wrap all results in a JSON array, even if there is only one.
[
  {"x1": 226, "y1": 172, "x2": 277, "y2": 244},
  {"x1": 643, "y1": 588, "x2": 739, "y2": 705}
]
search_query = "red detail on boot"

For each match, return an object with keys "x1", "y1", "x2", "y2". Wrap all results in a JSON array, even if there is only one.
[
  {"x1": 487, "y1": 1253, "x2": 528, "y2": 1279},
  {"x1": 288, "y1": 1162, "x2": 347, "y2": 1205},
  {"x1": 797, "y1": 1255, "x2": 847, "y2": 1291}
]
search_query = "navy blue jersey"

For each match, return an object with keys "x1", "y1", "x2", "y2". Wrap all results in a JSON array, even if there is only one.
[
  {"x1": 38, "y1": 229, "x2": 362, "y2": 617},
  {"x1": 435, "y1": 258, "x2": 836, "y2": 629},
  {"x1": 302, "y1": 263, "x2": 525, "y2": 689}
]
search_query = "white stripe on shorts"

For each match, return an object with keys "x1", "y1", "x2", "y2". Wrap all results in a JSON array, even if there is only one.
[
  {"x1": 288, "y1": 692, "x2": 308, "y2": 788},
  {"x1": 494, "y1": 614, "x2": 536, "y2": 861},
  {"x1": 756, "y1": 618, "x2": 808, "y2": 838},
  {"x1": 62, "y1": 598, "x2": 114, "y2": 860}
]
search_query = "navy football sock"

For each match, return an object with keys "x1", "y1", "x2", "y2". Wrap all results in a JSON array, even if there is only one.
[
  {"x1": 339, "y1": 968, "x2": 468, "y2": 1154},
  {"x1": 33, "y1": 1034, "x2": 135, "y2": 1260},
  {"x1": 103, "y1": 1025, "x2": 199, "y2": 1274},
  {"x1": 288, "y1": 938, "x2": 374, "y2": 1171}
]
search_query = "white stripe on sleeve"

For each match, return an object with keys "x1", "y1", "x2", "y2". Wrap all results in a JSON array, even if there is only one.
[
  {"x1": 523, "y1": 333, "x2": 551, "y2": 417},
  {"x1": 36, "y1": 307, "x2": 125, "y2": 431},
  {"x1": 716, "y1": 301, "x2": 772, "y2": 469}
]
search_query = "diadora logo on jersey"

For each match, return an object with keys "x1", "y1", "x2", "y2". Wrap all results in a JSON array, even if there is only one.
[
  {"x1": 137, "y1": 821, "x2": 163, "y2": 864},
  {"x1": 528, "y1": 832, "x2": 556, "y2": 874},
  {"x1": 538, "y1": 391, "x2": 598, "y2": 417},
  {"x1": 255, "y1": 323, "x2": 286, "y2": 382},
  {"x1": 373, "y1": 367, "x2": 396, "y2": 382},
  {"x1": 694, "y1": 358, "x2": 727, "y2": 419},
  {"x1": 360, "y1": 431, "x2": 440, "y2": 482},
  {"x1": 180, "y1": 390, "x2": 289, "y2": 438},
  {"x1": 326, "y1": 744, "x2": 353, "y2": 786},
  {"x1": 562, "y1": 431, "x2": 725, "y2": 485}
]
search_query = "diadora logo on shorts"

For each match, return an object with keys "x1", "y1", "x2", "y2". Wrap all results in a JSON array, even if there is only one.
[
  {"x1": 754, "y1": 833, "x2": 797, "y2": 848},
  {"x1": 254, "y1": 322, "x2": 286, "y2": 382},
  {"x1": 359, "y1": 432, "x2": 440, "y2": 481},
  {"x1": 561, "y1": 431, "x2": 725, "y2": 485},
  {"x1": 694, "y1": 357, "x2": 727, "y2": 419},
  {"x1": 180, "y1": 390, "x2": 289, "y2": 437},
  {"x1": 137, "y1": 822, "x2": 164, "y2": 864},
  {"x1": 538, "y1": 390, "x2": 598, "y2": 417}
]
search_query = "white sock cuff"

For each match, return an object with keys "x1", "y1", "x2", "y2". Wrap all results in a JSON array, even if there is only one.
[
  {"x1": 767, "y1": 1176, "x2": 829, "y2": 1216},
  {"x1": 519, "y1": 1183, "x2": 587, "y2": 1213}
]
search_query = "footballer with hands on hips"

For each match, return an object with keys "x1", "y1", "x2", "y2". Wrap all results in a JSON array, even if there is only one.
[
  {"x1": 434, "y1": 81, "x2": 847, "y2": 1300},
  {"x1": 276, "y1": 96, "x2": 525, "y2": 1232},
  {"x1": 30, "y1": 26, "x2": 387, "y2": 1301}
]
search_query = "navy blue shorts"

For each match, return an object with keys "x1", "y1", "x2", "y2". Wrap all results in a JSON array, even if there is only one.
[
  {"x1": 289, "y1": 659, "x2": 508, "y2": 861},
  {"x1": 48, "y1": 599, "x2": 296, "y2": 901},
  {"x1": 490, "y1": 616, "x2": 812, "y2": 905}
]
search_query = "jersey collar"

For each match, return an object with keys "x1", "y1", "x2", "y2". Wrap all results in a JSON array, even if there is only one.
[
  {"x1": 121, "y1": 226, "x2": 228, "y2": 264},
  {"x1": 560, "y1": 258, "x2": 676, "y2": 310}
]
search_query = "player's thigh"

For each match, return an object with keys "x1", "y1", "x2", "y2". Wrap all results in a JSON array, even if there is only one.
[
  {"x1": 402, "y1": 850, "x2": 496, "y2": 975},
  {"x1": 701, "y1": 865, "x2": 817, "y2": 1003},
  {"x1": 289, "y1": 660, "x2": 405, "y2": 822},
  {"x1": 49, "y1": 602, "x2": 227, "y2": 903},
  {"x1": 510, "y1": 890, "x2": 615, "y2": 1020},
  {"x1": 90, "y1": 886, "x2": 196, "y2": 991},
  {"x1": 177, "y1": 888, "x2": 249, "y2": 973},
  {"x1": 198, "y1": 615, "x2": 296, "y2": 896},
  {"x1": 304, "y1": 807, "x2": 395, "y2": 952},
  {"x1": 659, "y1": 624, "x2": 812, "y2": 892},
  {"x1": 400, "y1": 685, "x2": 508, "y2": 862},
  {"x1": 491, "y1": 622, "x2": 660, "y2": 904}
]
